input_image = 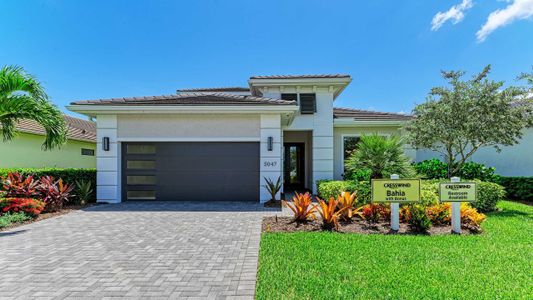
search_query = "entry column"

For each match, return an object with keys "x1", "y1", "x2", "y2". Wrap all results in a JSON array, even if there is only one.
[{"x1": 259, "y1": 114, "x2": 283, "y2": 202}]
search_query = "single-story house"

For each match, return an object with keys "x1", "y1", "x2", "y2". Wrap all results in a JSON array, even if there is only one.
[
  {"x1": 67, "y1": 74, "x2": 531, "y2": 203},
  {"x1": 0, "y1": 115, "x2": 96, "y2": 169}
]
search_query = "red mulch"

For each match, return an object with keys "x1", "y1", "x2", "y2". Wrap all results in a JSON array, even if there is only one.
[
  {"x1": 262, "y1": 216, "x2": 481, "y2": 235},
  {"x1": 0, "y1": 204, "x2": 95, "y2": 232}
]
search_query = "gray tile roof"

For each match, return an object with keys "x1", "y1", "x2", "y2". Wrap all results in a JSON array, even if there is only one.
[
  {"x1": 70, "y1": 93, "x2": 296, "y2": 106},
  {"x1": 16, "y1": 115, "x2": 96, "y2": 143},
  {"x1": 177, "y1": 87, "x2": 250, "y2": 92},
  {"x1": 333, "y1": 107, "x2": 412, "y2": 121},
  {"x1": 250, "y1": 74, "x2": 351, "y2": 79}
]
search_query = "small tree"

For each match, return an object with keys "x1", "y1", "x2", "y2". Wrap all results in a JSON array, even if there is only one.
[
  {"x1": 406, "y1": 65, "x2": 532, "y2": 178},
  {"x1": 345, "y1": 134, "x2": 415, "y2": 179}
]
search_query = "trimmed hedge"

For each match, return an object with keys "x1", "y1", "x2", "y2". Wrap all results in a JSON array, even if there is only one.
[
  {"x1": 316, "y1": 179, "x2": 505, "y2": 212},
  {"x1": 0, "y1": 168, "x2": 96, "y2": 204},
  {"x1": 494, "y1": 177, "x2": 533, "y2": 201},
  {"x1": 413, "y1": 159, "x2": 498, "y2": 182}
]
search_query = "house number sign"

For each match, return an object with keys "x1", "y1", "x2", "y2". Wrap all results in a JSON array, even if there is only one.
[{"x1": 263, "y1": 161, "x2": 277, "y2": 167}]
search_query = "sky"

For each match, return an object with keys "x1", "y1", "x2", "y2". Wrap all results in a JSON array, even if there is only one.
[{"x1": 1, "y1": 0, "x2": 532, "y2": 118}]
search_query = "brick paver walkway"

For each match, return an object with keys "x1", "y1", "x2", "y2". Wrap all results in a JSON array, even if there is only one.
[{"x1": 0, "y1": 202, "x2": 280, "y2": 299}]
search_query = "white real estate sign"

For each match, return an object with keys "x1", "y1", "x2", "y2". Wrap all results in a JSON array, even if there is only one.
[{"x1": 439, "y1": 182, "x2": 477, "y2": 202}]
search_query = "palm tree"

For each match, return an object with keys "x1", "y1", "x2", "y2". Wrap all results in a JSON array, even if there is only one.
[
  {"x1": 0, "y1": 65, "x2": 66, "y2": 149},
  {"x1": 345, "y1": 134, "x2": 415, "y2": 179}
]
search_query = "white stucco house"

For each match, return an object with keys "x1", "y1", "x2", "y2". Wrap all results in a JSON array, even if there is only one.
[{"x1": 67, "y1": 74, "x2": 530, "y2": 203}]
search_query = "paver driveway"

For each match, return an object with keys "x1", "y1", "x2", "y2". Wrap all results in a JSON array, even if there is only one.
[{"x1": 0, "y1": 202, "x2": 281, "y2": 299}]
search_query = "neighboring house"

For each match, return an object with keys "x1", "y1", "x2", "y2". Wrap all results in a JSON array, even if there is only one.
[
  {"x1": 67, "y1": 74, "x2": 530, "y2": 203},
  {"x1": 0, "y1": 115, "x2": 96, "y2": 169}
]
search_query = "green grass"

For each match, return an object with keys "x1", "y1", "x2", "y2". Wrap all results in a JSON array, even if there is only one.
[
  {"x1": 0, "y1": 212, "x2": 32, "y2": 228},
  {"x1": 257, "y1": 201, "x2": 533, "y2": 299}
]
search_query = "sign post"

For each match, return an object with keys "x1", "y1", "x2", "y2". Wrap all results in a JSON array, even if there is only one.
[
  {"x1": 390, "y1": 174, "x2": 400, "y2": 231},
  {"x1": 439, "y1": 177, "x2": 477, "y2": 234},
  {"x1": 371, "y1": 176, "x2": 421, "y2": 232}
]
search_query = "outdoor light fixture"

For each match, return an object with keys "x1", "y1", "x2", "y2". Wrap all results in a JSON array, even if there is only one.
[
  {"x1": 102, "y1": 137, "x2": 110, "y2": 151},
  {"x1": 267, "y1": 136, "x2": 273, "y2": 151}
]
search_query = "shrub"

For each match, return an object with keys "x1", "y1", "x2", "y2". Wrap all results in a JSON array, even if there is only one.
[
  {"x1": 38, "y1": 176, "x2": 74, "y2": 212},
  {"x1": 361, "y1": 204, "x2": 384, "y2": 223},
  {"x1": 345, "y1": 134, "x2": 415, "y2": 179},
  {"x1": 413, "y1": 159, "x2": 498, "y2": 181},
  {"x1": 316, "y1": 180, "x2": 371, "y2": 204},
  {"x1": 0, "y1": 168, "x2": 96, "y2": 204},
  {"x1": 420, "y1": 181, "x2": 439, "y2": 206},
  {"x1": 316, "y1": 198, "x2": 345, "y2": 230},
  {"x1": 0, "y1": 198, "x2": 45, "y2": 217},
  {"x1": 400, "y1": 205, "x2": 411, "y2": 222},
  {"x1": 262, "y1": 176, "x2": 282, "y2": 202},
  {"x1": 282, "y1": 192, "x2": 317, "y2": 222},
  {"x1": 344, "y1": 168, "x2": 371, "y2": 182},
  {"x1": 408, "y1": 204, "x2": 432, "y2": 233},
  {"x1": 494, "y1": 177, "x2": 533, "y2": 201},
  {"x1": 2, "y1": 173, "x2": 40, "y2": 198},
  {"x1": 0, "y1": 212, "x2": 32, "y2": 228},
  {"x1": 461, "y1": 203, "x2": 486, "y2": 228},
  {"x1": 425, "y1": 203, "x2": 451, "y2": 225},
  {"x1": 473, "y1": 181, "x2": 505, "y2": 212}
]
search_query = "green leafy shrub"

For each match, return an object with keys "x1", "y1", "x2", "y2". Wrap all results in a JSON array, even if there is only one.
[
  {"x1": 343, "y1": 168, "x2": 371, "y2": 182},
  {"x1": 413, "y1": 159, "x2": 498, "y2": 181},
  {"x1": 0, "y1": 212, "x2": 32, "y2": 228},
  {"x1": 494, "y1": 177, "x2": 533, "y2": 201},
  {"x1": 316, "y1": 180, "x2": 371, "y2": 204},
  {"x1": 408, "y1": 204, "x2": 432, "y2": 233},
  {"x1": 474, "y1": 181, "x2": 505, "y2": 212},
  {"x1": 0, "y1": 168, "x2": 96, "y2": 204},
  {"x1": 75, "y1": 180, "x2": 94, "y2": 205},
  {"x1": 420, "y1": 180, "x2": 439, "y2": 206}
]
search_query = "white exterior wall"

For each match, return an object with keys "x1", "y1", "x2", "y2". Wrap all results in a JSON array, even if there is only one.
[
  {"x1": 260, "y1": 114, "x2": 283, "y2": 202},
  {"x1": 416, "y1": 127, "x2": 533, "y2": 176},
  {"x1": 263, "y1": 86, "x2": 335, "y2": 193},
  {"x1": 96, "y1": 115, "x2": 120, "y2": 203}
]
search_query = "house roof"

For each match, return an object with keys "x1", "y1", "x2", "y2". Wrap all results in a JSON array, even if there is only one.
[
  {"x1": 70, "y1": 93, "x2": 296, "y2": 106},
  {"x1": 333, "y1": 107, "x2": 412, "y2": 121},
  {"x1": 250, "y1": 74, "x2": 350, "y2": 79},
  {"x1": 16, "y1": 115, "x2": 96, "y2": 143},
  {"x1": 177, "y1": 87, "x2": 250, "y2": 93}
]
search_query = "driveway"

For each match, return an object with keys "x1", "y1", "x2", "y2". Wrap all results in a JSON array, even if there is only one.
[{"x1": 0, "y1": 202, "x2": 281, "y2": 299}]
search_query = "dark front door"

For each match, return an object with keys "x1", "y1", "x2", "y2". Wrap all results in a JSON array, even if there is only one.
[
  {"x1": 284, "y1": 143, "x2": 305, "y2": 190},
  {"x1": 122, "y1": 142, "x2": 260, "y2": 201}
]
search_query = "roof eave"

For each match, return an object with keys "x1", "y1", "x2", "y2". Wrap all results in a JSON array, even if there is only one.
[
  {"x1": 248, "y1": 77, "x2": 352, "y2": 99},
  {"x1": 333, "y1": 119, "x2": 408, "y2": 127},
  {"x1": 67, "y1": 104, "x2": 299, "y2": 117}
]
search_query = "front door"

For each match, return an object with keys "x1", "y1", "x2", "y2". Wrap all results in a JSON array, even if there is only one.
[{"x1": 283, "y1": 143, "x2": 305, "y2": 191}]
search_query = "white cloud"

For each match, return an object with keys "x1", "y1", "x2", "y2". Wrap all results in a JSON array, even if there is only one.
[
  {"x1": 431, "y1": 0, "x2": 474, "y2": 31},
  {"x1": 476, "y1": 0, "x2": 533, "y2": 42}
]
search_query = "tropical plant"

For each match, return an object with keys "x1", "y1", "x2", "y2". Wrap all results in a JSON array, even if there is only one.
[
  {"x1": 336, "y1": 191, "x2": 362, "y2": 221},
  {"x1": 425, "y1": 203, "x2": 451, "y2": 225},
  {"x1": 75, "y1": 180, "x2": 93, "y2": 205},
  {"x1": 0, "y1": 212, "x2": 32, "y2": 228},
  {"x1": 0, "y1": 198, "x2": 45, "y2": 217},
  {"x1": 461, "y1": 203, "x2": 486, "y2": 228},
  {"x1": 282, "y1": 192, "x2": 317, "y2": 222},
  {"x1": 37, "y1": 176, "x2": 74, "y2": 212},
  {"x1": 316, "y1": 197, "x2": 346, "y2": 230},
  {"x1": 345, "y1": 134, "x2": 415, "y2": 179},
  {"x1": 0, "y1": 65, "x2": 66, "y2": 149},
  {"x1": 408, "y1": 204, "x2": 432, "y2": 233},
  {"x1": 263, "y1": 176, "x2": 282, "y2": 202},
  {"x1": 361, "y1": 203, "x2": 384, "y2": 223},
  {"x1": 406, "y1": 65, "x2": 532, "y2": 178},
  {"x1": 2, "y1": 172, "x2": 39, "y2": 198}
]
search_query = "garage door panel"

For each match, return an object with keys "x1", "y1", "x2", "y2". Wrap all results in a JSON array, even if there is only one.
[{"x1": 122, "y1": 142, "x2": 259, "y2": 201}]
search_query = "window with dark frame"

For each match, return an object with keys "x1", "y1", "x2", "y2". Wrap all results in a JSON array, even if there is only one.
[
  {"x1": 281, "y1": 93, "x2": 316, "y2": 114},
  {"x1": 343, "y1": 136, "x2": 361, "y2": 162},
  {"x1": 81, "y1": 148, "x2": 95, "y2": 156},
  {"x1": 299, "y1": 93, "x2": 316, "y2": 114}
]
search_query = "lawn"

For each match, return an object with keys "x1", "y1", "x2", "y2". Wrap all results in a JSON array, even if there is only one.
[{"x1": 256, "y1": 201, "x2": 533, "y2": 299}]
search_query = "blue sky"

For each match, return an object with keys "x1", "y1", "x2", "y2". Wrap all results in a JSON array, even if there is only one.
[{"x1": 1, "y1": 0, "x2": 532, "y2": 117}]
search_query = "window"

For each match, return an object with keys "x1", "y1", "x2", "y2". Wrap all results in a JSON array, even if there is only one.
[
  {"x1": 127, "y1": 160, "x2": 156, "y2": 169},
  {"x1": 127, "y1": 175, "x2": 156, "y2": 185},
  {"x1": 343, "y1": 136, "x2": 361, "y2": 161},
  {"x1": 299, "y1": 93, "x2": 316, "y2": 114},
  {"x1": 281, "y1": 93, "x2": 316, "y2": 114},
  {"x1": 127, "y1": 144, "x2": 156, "y2": 154},
  {"x1": 127, "y1": 190, "x2": 156, "y2": 200},
  {"x1": 81, "y1": 148, "x2": 95, "y2": 156}
]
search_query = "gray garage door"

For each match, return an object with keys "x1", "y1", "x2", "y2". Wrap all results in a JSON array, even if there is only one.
[{"x1": 122, "y1": 142, "x2": 259, "y2": 201}]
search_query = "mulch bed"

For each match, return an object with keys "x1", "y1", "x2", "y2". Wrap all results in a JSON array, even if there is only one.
[
  {"x1": 0, "y1": 204, "x2": 95, "y2": 232},
  {"x1": 262, "y1": 216, "x2": 480, "y2": 235},
  {"x1": 263, "y1": 200, "x2": 282, "y2": 208}
]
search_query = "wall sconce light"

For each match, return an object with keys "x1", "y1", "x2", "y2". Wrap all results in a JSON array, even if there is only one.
[
  {"x1": 102, "y1": 137, "x2": 110, "y2": 151},
  {"x1": 267, "y1": 136, "x2": 273, "y2": 151}
]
